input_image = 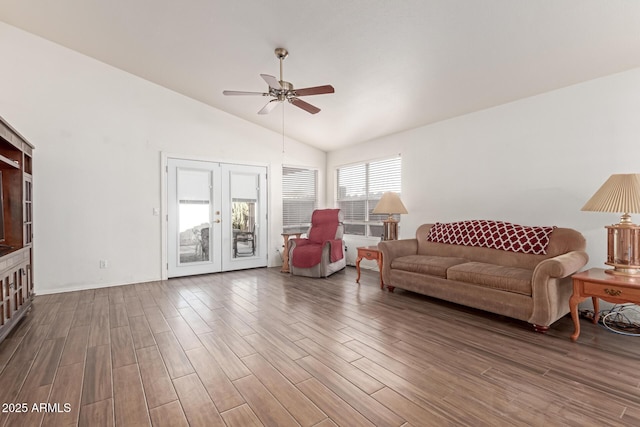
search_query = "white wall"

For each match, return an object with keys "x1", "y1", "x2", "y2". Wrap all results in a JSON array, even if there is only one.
[
  {"x1": 328, "y1": 67, "x2": 640, "y2": 274},
  {"x1": 4, "y1": 21, "x2": 640, "y2": 295},
  {"x1": 0, "y1": 23, "x2": 326, "y2": 294}
]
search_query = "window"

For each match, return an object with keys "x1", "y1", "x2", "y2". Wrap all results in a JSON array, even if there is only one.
[
  {"x1": 336, "y1": 157, "x2": 402, "y2": 237},
  {"x1": 282, "y1": 166, "x2": 318, "y2": 233}
]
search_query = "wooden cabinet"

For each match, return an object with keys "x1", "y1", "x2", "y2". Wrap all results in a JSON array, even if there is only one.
[{"x1": 0, "y1": 116, "x2": 34, "y2": 343}]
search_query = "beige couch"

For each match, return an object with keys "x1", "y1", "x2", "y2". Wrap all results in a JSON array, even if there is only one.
[{"x1": 378, "y1": 223, "x2": 588, "y2": 332}]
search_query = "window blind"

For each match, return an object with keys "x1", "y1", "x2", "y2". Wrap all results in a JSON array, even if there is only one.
[
  {"x1": 336, "y1": 157, "x2": 402, "y2": 237},
  {"x1": 282, "y1": 166, "x2": 318, "y2": 233}
]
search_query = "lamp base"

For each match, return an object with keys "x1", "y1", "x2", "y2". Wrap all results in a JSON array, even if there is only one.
[
  {"x1": 382, "y1": 218, "x2": 399, "y2": 241},
  {"x1": 604, "y1": 265, "x2": 640, "y2": 277},
  {"x1": 605, "y1": 223, "x2": 640, "y2": 277}
]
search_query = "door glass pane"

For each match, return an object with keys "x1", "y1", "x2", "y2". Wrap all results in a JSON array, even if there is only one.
[
  {"x1": 177, "y1": 168, "x2": 211, "y2": 264},
  {"x1": 232, "y1": 200, "x2": 256, "y2": 258},
  {"x1": 230, "y1": 172, "x2": 258, "y2": 259}
]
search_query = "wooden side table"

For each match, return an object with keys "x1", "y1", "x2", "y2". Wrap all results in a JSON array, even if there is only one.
[
  {"x1": 570, "y1": 268, "x2": 640, "y2": 341},
  {"x1": 356, "y1": 246, "x2": 383, "y2": 288},
  {"x1": 280, "y1": 232, "x2": 302, "y2": 273}
]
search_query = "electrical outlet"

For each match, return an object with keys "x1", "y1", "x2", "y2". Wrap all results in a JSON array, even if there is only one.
[{"x1": 99, "y1": 260, "x2": 108, "y2": 269}]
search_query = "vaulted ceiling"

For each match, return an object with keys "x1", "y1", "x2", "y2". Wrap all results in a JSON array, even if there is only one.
[{"x1": 1, "y1": 1, "x2": 640, "y2": 151}]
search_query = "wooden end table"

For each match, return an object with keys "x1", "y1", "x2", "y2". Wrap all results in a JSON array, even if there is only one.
[
  {"x1": 570, "y1": 268, "x2": 640, "y2": 341},
  {"x1": 356, "y1": 246, "x2": 383, "y2": 288}
]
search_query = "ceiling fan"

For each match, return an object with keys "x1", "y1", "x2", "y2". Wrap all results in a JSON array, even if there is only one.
[{"x1": 223, "y1": 48, "x2": 334, "y2": 115}]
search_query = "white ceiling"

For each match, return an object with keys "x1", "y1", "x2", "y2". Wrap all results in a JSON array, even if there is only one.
[{"x1": 1, "y1": 1, "x2": 640, "y2": 151}]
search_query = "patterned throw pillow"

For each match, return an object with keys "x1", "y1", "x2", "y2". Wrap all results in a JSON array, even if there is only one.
[{"x1": 426, "y1": 220, "x2": 555, "y2": 255}]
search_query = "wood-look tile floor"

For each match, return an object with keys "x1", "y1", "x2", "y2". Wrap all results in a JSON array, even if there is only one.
[{"x1": 1, "y1": 267, "x2": 640, "y2": 426}]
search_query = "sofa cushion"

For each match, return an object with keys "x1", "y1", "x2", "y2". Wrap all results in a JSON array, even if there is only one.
[
  {"x1": 446, "y1": 262, "x2": 533, "y2": 296},
  {"x1": 391, "y1": 255, "x2": 469, "y2": 278}
]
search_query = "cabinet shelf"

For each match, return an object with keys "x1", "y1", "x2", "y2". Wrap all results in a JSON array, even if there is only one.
[{"x1": 0, "y1": 153, "x2": 19, "y2": 169}]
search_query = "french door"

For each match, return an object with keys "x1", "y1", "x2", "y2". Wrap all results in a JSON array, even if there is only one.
[{"x1": 167, "y1": 158, "x2": 267, "y2": 278}]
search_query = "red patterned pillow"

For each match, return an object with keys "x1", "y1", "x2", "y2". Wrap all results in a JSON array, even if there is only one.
[{"x1": 426, "y1": 220, "x2": 555, "y2": 255}]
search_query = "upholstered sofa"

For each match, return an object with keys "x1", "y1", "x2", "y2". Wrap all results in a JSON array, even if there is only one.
[{"x1": 378, "y1": 220, "x2": 588, "y2": 332}]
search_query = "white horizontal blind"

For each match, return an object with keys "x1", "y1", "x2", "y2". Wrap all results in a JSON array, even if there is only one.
[
  {"x1": 336, "y1": 157, "x2": 402, "y2": 237},
  {"x1": 337, "y1": 163, "x2": 366, "y2": 224},
  {"x1": 282, "y1": 166, "x2": 318, "y2": 233}
]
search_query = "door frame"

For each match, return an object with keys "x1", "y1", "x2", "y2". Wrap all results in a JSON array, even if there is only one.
[{"x1": 160, "y1": 152, "x2": 270, "y2": 280}]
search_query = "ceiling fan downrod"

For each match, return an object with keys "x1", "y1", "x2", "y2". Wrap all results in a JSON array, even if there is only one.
[
  {"x1": 275, "y1": 47, "x2": 288, "y2": 84},
  {"x1": 274, "y1": 48, "x2": 293, "y2": 101}
]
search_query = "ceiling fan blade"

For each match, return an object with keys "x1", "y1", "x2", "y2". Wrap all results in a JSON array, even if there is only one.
[
  {"x1": 223, "y1": 90, "x2": 267, "y2": 96},
  {"x1": 293, "y1": 85, "x2": 335, "y2": 96},
  {"x1": 260, "y1": 74, "x2": 281, "y2": 90},
  {"x1": 290, "y1": 98, "x2": 320, "y2": 114},
  {"x1": 258, "y1": 99, "x2": 279, "y2": 115}
]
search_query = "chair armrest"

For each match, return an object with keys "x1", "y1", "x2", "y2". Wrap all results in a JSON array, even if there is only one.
[
  {"x1": 378, "y1": 239, "x2": 419, "y2": 285},
  {"x1": 289, "y1": 238, "x2": 312, "y2": 248},
  {"x1": 287, "y1": 238, "x2": 307, "y2": 262}
]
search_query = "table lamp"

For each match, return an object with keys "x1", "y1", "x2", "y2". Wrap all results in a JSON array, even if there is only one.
[
  {"x1": 372, "y1": 191, "x2": 408, "y2": 240},
  {"x1": 581, "y1": 173, "x2": 640, "y2": 276}
]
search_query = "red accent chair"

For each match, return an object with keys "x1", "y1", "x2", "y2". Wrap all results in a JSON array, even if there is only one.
[{"x1": 288, "y1": 209, "x2": 346, "y2": 277}]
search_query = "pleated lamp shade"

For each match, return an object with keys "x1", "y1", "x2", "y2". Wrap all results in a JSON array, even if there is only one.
[
  {"x1": 582, "y1": 173, "x2": 640, "y2": 276},
  {"x1": 372, "y1": 192, "x2": 408, "y2": 216},
  {"x1": 581, "y1": 174, "x2": 640, "y2": 223}
]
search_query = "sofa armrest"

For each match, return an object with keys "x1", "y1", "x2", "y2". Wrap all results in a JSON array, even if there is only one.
[
  {"x1": 378, "y1": 239, "x2": 419, "y2": 285},
  {"x1": 529, "y1": 250, "x2": 589, "y2": 326},
  {"x1": 533, "y1": 251, "x2": 590, "y2": 280}
]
